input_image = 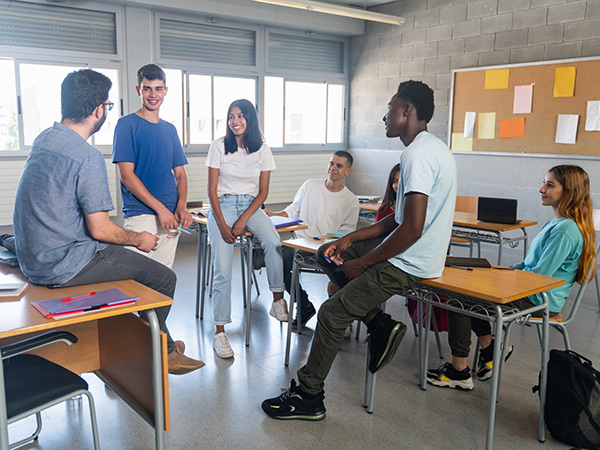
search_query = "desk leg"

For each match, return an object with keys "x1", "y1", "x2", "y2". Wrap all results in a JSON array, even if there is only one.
[
  {"x1": 539, "y1": 292, "x2": 549, "y2": 443},
  {"x1": 485, "y1": 306, "x2": 504, "y2": 450},
  {"x1": 284, "y1": 259, "x2": 299, "y2": 367},
  {"x1": 147, "y1": 310, "x2": 165, "y2": 450},
  {"x1": 245, "y1": 238, "x2": 252, "y2": 347},
  {"x1": 195, "y1": 225, "x2": 206, "y2": 319},
  {"x1": 417, "y1": 299, "x2": 427, "y2": 389},
  {"x1": 497, "y1": 233, "x2": 504, "y2": 266},
  {"x1": 0, "y1": 355, "x2": 8, "y2": 450},
  {"x1": 522, "y1": 228, "x2": 529, "y2": 260}
]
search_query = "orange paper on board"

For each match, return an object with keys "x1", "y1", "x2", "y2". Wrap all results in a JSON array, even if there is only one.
[{"x1": 499, "y1": 117, "x2": 525, "y2": 139}]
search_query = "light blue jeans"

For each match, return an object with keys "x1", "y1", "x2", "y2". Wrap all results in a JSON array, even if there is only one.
[{"x1": 207, "y1": 194, "x2": 285, "y2": 325}]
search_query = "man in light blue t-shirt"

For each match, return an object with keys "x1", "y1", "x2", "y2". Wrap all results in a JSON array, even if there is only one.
[
  {"x1": 113, "y1": 64, "x2": 192, "y2": 268},
  {"x1": 262, "y1": 80, "x2": 457, "y2": 420}
]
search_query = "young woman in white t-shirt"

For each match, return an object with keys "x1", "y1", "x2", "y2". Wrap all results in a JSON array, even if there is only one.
[{"x1": 206, "y1": 99, "x2": 287, "y2": 359}]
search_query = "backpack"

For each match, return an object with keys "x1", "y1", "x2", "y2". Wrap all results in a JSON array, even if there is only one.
[{"x1": 535, "y1": 349, "x2": 600, "y2": 449}]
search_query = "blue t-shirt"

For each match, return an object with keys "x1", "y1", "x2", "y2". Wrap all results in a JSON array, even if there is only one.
[
  {"x1": 13, "y1": 122, "x2": 114, "y2": 286},
  {"x1": 112, "y1": 113, "x2": 187, "y2": 218},
  {"x1": 510, "y1": 218, "x2": 583, "y2": 312}
]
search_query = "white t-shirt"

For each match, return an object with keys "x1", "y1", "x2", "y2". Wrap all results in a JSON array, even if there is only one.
[
  {"x1": 283, "y1": 178, "x2": 359, "y2": 239},
  {"x1": 389, "y1": 131, "x2": 457, "y2": 279},
  {"x1": 205, "y1": 137, "x2": 276, "y2": 197}
]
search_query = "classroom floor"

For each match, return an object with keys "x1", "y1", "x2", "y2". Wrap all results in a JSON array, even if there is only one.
[{"x1": 7, "y1": 232, "x2": 600, "y2": 450}]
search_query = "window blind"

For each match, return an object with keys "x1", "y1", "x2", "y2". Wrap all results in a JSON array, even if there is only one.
[{"x1": 268, "y1": 33, "x2": 344, "y2": 74}]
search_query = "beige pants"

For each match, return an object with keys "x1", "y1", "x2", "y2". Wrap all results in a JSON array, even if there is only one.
[{"x1": 124, "y1": 214, "x2": 180, "y2": 269}]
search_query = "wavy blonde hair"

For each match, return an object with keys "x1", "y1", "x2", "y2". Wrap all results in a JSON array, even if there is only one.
[{"x1": 549, "y1": 165, "x2": 596, "y2": 283}]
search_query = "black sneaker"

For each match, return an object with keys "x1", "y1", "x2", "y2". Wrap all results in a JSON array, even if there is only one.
[
  {"x1": 365, "y1": 311, "x2": 407, "y2": 374},
  {"x1": 427, "y1": 362, "x2": 474, "y2": 390},
  {"x1": 261, "y1": 379, "x2": 326, "y2": 420},
  {"x1": 292, "y1": 302, "x2": 317, "y2": 329},
  {"x1": 477, "y1": 341, "x2": 514, "y2": 381}
]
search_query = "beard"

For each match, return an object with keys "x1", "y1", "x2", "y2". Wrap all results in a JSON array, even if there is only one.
[{"x1": 91, "y1": 109, "x2": 108, "y2": 135}]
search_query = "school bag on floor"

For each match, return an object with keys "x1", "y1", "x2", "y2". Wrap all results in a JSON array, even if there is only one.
[{"x1": 536, "y1": 349, "x2": 600, "y2": 449}]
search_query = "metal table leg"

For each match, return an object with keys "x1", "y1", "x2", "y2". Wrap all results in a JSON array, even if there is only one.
[
  {"x1": 485, "y1": 305, "x2": 504, "y2": 450},
  {"x1": 0, "y1": 354, "x2": 8, "y2": 450},
  {"x1": 245, "y1": 237, "x2": 252, "y2": 347},
  {"x1": 196, "y1": 225, "x2": 207, "y2": 319},
  {"x1": 146, "y1": 310, "x2": 165, "y2": 450},
  {"x1": 538, "y1": 292, "x2": 549, "y2": 443},
  {"x1": 284, "y1": 258, "x2": 299, "y2": 366}
]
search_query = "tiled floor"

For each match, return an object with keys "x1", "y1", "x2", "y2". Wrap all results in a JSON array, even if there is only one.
[{"x1": 7, "y1": 232, "x2": 600, "y2": 449}]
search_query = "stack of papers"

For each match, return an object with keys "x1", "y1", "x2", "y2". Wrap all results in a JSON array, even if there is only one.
[
  {"x1": 0, "y1": 273, "x2": 28, "y2": 298},
  {"x1": 31, "y1": 288, "x2": 138, "y2": 319}
]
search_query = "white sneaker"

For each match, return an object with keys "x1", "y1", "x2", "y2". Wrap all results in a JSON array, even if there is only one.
[
  {"x1": 213, "y1": 332, "x2": 234, "y2": 359},
  {"x1": 269, "y1": 298, "x2": 288, "y2": 322},
  {"x1": 344, "y1": 324, "x2": 352, "y2": 339}
]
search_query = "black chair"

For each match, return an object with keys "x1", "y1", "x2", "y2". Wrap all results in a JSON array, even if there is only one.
[{"x1": 2, "y1": 330, "x2": 100, "y2": 449}]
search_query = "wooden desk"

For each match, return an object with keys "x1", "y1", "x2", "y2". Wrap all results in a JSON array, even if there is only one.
[
  {"x1": 192, "y1": 214, "x2": 307, "y2": 346},
  {"x1": 0, "y1": 265, "x2": 171, "y2": 450},
  {"x1": 281, "y1": 237, "x2": 563, "y2": 450},
  {"x1": 452, "y1": 212, "x2": 537, "y2": 264},
  {"x1": 358, "y1": 201, "x2": 380, "y2": 222}
]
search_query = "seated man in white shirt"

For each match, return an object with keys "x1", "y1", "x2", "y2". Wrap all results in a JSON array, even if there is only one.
[{"x1": 265, "y1": 151, "x2": 359, "y2": 327}]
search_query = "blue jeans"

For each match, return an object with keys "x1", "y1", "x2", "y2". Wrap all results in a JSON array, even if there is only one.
[{"x1": 207, "y1": 194, "x2": 284, "y2": 325}]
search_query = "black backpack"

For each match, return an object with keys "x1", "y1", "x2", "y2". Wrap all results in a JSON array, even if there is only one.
[{"x1": 535, "y1": 350, "x2": 600, "y2": 449}]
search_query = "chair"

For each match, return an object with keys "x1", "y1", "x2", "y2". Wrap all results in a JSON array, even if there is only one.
[
  {"x1": 2, "y1": 330, "x2": 100, "y2": 449},
  {"x1": 450, "y1": 195, "x2": 479, "y2": 257}
]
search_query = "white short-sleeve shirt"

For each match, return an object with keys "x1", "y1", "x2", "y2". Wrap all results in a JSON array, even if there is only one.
[
  {"x1": 205, "y1": 137, "x2": 276, "y2": 197},
  {"x1": 389, "y1": 131, "x2": 457, "y2": 279}
]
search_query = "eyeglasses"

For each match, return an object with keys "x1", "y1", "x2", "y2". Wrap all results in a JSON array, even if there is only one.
[{"x1": 101, "y1": 102, "x2": 114, "y2": 111}]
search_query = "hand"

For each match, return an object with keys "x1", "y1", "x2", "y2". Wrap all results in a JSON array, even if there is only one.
[
  {"x1": 175, "y1": 207, "x2": 193, "y2": 228},
  {"x1": 231, "y1": 215, "x2": 249, "y2": 237},
  {"x1": 157, "y1": 208, "x2": 179, "y2": 230},
  {"x1": 218, "y1": 223, "x2": 236, "y2": 244},
  {"x1": 263, "y1": 209, "x2": 274, "y2": 217},
  {"x1": 342, "y1": 258, "x2": 367, "y2": 279},
  {"x1": 137, "y1": 231, "x2": 159, "y2": 253},
  {"x1": 323, "y1": 235, "x2": 352, "y2": 260}
]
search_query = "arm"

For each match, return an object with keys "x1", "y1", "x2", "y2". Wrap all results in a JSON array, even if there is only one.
[
  {"x1": 326, "y1": 193, "x2": 428, "y2": 279},
  {"x1": 231, "y1": 170, "x2": 271, "y2": 236},
  {"x1": 116, "y1": 162, "x2": 179, "y2": 230},
  {"x1": 172, "y1": 165, "x2": 193, "y2": 228},
  {"x1": 514, "y1": 230, "x2": 576, "y2": 276},
  {"x1": 264, "y1": 209, "x2": 289, "y2": 218},
  {"x1": 207, "y1": 167, "x2": 236, "y2": 244},
  {"x1": 85, "y1": 211, "x2": 158, "y2": 252}
]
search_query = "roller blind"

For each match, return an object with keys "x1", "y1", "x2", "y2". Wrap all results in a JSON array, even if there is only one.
[
  {"x1": 0, "y1": 0, "x2": 116, "y2": 54},
  {"x1": 160, "y1": 19, "x2": 256, "y2": 67},
  {"x1": 268, "y1": 33, "x2": 344, "y2": 74}
]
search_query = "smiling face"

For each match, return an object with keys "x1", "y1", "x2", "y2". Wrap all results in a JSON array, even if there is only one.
[
  {"x1": 228, "y1": 106, "x2": 247, "y2": 139},
  {"x1": 327, "y1": 155, "x2": 351, "y2": 182},
  {"x1": 136, "y1": 78, "x2": 167, "y2": 112},
  {"x1": 382, "y1": 96, "x2": 409, "y2": 139},
  {"x1": 539, "y1": 171, "x2": 564, "y2": 209},
  {"x1": 391, "y1": 170, "x2": 399, "y2": 194}
]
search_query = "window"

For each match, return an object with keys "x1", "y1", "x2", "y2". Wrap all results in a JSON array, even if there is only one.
[
  {"x1": 161, "y1": 68, "x2": 184, "y2": 144},
  {"x1": 189, "y1": 75, "x2": 212, "y2": 145},
  {"x1": 213, "y1": 77, "x2": 256, "y2": 139},
  {"x1": 0, "y1": 59, "x2": 18, "y2": 150}
]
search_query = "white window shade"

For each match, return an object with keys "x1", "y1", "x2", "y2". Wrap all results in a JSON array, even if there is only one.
[
  {"x1": 268, "y1": 33, "x2": 344, "y2": 74},
  {"x1": 0, "y1": 0, "x2": 116, "y2": 54},
  {"x1": 160, "y1": 19, "x2": 256, "y2": 67}
]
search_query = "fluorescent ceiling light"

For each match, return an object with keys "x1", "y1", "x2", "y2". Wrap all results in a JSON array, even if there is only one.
[{"x1": 252, "y1": 0, "x2": 405, "y2": 25}]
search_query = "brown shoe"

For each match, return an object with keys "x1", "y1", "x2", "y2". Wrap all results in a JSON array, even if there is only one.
[
  {"x1": 174, "y1": 340, "x2": 185, "y2": 355},
  {"x1": 168, "y1": 350, "x2": 205, "y2": 375}
]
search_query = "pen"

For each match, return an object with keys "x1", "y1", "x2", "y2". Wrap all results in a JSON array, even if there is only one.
[
  {"x1": 447, "y1": 265, "x2": 473, "y2": 271},
  {"x1": 61, "y1": 292, "x2": 96, "y2": 303},
  {"x1": 323, "y1": 255, "x2": 343, "y2": 265},
  {"x1": 178, "y1": 227, "x2": 191, "y2": 235}
]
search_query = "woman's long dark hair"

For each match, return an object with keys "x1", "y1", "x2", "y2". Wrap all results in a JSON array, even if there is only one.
[
  {"x1": 381, "y1": 164, "x2": 400, "y2": 211},
  {"x1": 224, "y1": 99, "x2": 264, "y2": 155}
]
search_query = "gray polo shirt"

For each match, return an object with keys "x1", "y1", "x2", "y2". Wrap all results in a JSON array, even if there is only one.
[{"x1": 14, "y1": 122, "x2": 114, "y2": 285}]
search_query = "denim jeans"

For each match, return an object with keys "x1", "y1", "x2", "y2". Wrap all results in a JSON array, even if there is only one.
[{"x1": 207, "y1": 194, "x2": 284, "y2": 325}]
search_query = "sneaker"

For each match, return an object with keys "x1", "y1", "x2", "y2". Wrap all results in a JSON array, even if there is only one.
[
  {"x1": 213, "y1": 332, "x2": 234, "y2": 359},
  {"x1": 261, "y1": 379, "x2": 326, "y2": 421},
  {"x1": 427, "y1": 362, "x2": 474, "y2": 390},
  {"x1": 365, "y1": 311, "x2": 407, "y2": 373},
  {"x1": 477, "y1": 342, "x2": 514, "y2": 381},
  {"x1": 292, "y1": 302, "x2": 317, "y2": 329},
  {"x1": 168, "y1": 349, "x2": 205, "y2": 375},
  {"x1": 343, "y1": 324, "x2": 352, "y2": 340},
  {"x1": 269, "y1": 298, "x2": 289, "y2": 322}
]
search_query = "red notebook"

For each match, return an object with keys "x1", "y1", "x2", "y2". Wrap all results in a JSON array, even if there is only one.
[{"x1": 32, "y1": 288, "x2": 138, "y2": 319}]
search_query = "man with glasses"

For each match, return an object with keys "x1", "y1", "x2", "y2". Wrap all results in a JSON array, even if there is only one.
[
  {"x1": 13, "y1": 69, "x2": 204, "y2": 375},
  {"x1": 112, "y1": 63, "x2": 192, "y2": 269}
]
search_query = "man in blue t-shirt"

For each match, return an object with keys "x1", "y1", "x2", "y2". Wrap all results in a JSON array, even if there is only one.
[
  {"x1": 13, "y1": 69, "x2": 203, "y2": 375},
  {"x1": 112, "y1": 64, "x2": 192, "y2": 268}
]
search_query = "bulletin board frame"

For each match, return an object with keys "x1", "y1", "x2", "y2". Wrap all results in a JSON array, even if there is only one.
[{"x1": 448, "y1": 56, "x2": 600, "y2": 159}]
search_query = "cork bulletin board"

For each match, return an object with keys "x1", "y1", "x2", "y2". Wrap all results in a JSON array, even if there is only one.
[{"x1": 449, "y1": 57, "x2": 600, "y2": 157}]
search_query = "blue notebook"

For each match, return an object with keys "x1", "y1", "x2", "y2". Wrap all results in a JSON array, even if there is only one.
[{"x1": 32, "y1": 288, "x2": 138, "y2": 318}]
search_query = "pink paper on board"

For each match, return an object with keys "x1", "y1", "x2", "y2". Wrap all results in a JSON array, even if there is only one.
[{"x1": 513, "y1": 85, "x2": 533, "y2": 114}]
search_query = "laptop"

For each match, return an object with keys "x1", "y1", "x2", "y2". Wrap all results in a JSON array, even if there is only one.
[{"x1": 477, "y1": 197, "x2": 520, "y2": 224}]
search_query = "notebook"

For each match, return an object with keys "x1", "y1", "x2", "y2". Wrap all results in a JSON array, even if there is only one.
[
  {"x1": 269, "y1": 216, "x2": 302, "y2": 228},
  {"x1": 0, "y1": 272, "x2": 28, "y2": 298},
  {"x1": 31, "y1": 288, "x2": 138, "y2": 318},
  {"x1": 477, "y1": 197, "x2": 520, "y2": 224},
  {"x1": 445, "y1": 256, "x2": 492, "y2": 268}
]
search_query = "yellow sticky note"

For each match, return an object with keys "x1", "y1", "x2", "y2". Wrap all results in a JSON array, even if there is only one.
[
  {"x1": 451, "y1": 133, "x2": 473, "y2": 151},
  {"x1": 478, "y1": 112, "x2": 496, "y2": 139},
  {"x1": 554, "y1": 67, "x2": 576, "y2": 98},
  {"x1": 484, "y1": 69, "x2": 510, "y2": 89}
]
